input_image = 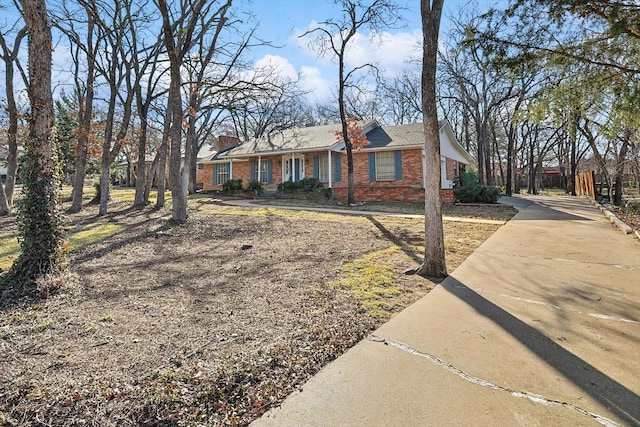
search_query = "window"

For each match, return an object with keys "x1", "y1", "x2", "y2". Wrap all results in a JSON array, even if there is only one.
[
  {"x1": 368, "y1": 151, "x2": 402, "y2": 181},
  {"x1": 250, "y1": 159, "x2": 273, "y2": 183},
  {"x1": 375, "y1": 152, "x2": 395, "y2": 180},
  {"x1": 315, "y1": 154, "x2": 341, "y2": 182},
  {"x1": 213, "y1": 162, "x2": 231, "y2": 185},
  {"x1": 217, "y1": 163, "x2": 229, "y2": 184}
]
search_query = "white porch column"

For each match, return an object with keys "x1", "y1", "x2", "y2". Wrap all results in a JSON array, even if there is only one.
[
  {"x1": 229, "y1": 161, "x2": 233, "y2": 179},
  {"x1": 327, "y1": 150, "x2": 333, "y2": 188},
  {"x1": 257, "y1": 156, "x2": 261, "y2": 182},
  {"x1": 291, "y1": 152, "x2": 295, "y2": 181}
]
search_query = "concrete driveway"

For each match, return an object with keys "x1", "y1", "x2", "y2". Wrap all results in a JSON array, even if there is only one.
[{"x1": 252, "y1": 195, "x2": 640, "y2": 427}]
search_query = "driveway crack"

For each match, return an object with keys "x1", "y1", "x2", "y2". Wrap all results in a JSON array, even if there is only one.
[{"x1": 369, "y1": 335, "x2": 622, "y2": 427}]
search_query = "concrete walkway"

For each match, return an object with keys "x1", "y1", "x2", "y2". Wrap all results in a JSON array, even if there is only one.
[
  {"x1": 222, "y1": 198, "x2": 507, "y2": 225},
  {"x1": 252, "y1": 195, "x2": 640, "y2": 427}
]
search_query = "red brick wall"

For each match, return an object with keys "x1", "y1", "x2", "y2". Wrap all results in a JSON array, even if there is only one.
[
  {"x1": 330, "y1": 149, "x2": 425, "y2": 202},
  {"x1": 199, "y1": 149, "x2": 456, "y2": 203}
]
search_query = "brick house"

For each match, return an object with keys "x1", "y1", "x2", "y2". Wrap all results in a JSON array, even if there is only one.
[{"x1": 197, "y1": 120, "x2": 474, "y2": 203}]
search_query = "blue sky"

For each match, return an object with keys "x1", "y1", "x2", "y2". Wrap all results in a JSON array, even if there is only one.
[
  {"x1": 0, "y1": 0, "x2": 487, "y2": 106},
  {"x1": 242, "y1": 0, "x2": 480, "y2": 102}
]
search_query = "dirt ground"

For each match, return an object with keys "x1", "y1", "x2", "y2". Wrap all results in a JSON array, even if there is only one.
[{"x1": 0, "y1": 196, "x2": 516, "y2": 426}]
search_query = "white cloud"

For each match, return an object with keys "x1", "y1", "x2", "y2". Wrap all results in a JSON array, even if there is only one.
[
  {"x1": 299, "y1": 66, "x2": 334, "y2": 103},
  {"x1": 344, "y1": 30, "x2": 422, "y2": 76},
  {"x1": 292, "y1": 23, "x2": 422, "y2": 80},
  {"x1": 253, "y1": 54, "x2": 298, "y2": 81}
]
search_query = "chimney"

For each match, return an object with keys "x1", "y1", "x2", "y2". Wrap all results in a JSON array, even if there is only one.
[{"x1": 217, "y1": 135, "x2": 240, "y2": 152}]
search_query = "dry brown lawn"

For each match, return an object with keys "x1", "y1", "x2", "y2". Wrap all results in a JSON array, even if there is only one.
[{"x1": 0, "y1": 195, "x2": 516, "y2": 426}]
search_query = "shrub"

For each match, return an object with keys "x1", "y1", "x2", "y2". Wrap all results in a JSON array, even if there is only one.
[
  {"x1": 299, "y1": 177, "x2": 324, "y2": 192},
  {"x1": 454, "y1": 171, "x2": 501, "y2": 204},
  {"x1": 277, "y1": 178, "x2": 323, "y2": 193},
  {"x1": 222, "y1": 179, "x2": 243, "y2": 193},
  {"x1": 277, "y1": 180, "x2": 297, "y2": 193},
  {"x1": 246, "y1": 180, "x2": 263, "y2": 194}
]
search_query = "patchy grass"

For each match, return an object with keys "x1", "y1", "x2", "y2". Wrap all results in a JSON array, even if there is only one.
[
  {"x1": 67, "y1": 223, "x2": 124, "y2": 250},
  {"x1": 329, "y1": 247, "x2": 402, "y2": 319},
  {"x1": 109, "y1": 186, "x2": 173, "y2": 204},
  {"x1": 0, "y1": 237, "x2": 19, "y2": 270},
  {"x1": 0, "y1": 223, "x2": 123, "y2": 270}
]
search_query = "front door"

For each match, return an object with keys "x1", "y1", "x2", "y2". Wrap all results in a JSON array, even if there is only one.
[{"x1": 284, "y1": 157, "x2": 304, "y2": 182}]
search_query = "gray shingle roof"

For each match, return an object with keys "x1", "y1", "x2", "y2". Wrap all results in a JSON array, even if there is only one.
[
  {"x1": 225, "y1": 123, "x2": 346, "y2": 157},
  {"x1": 223, "y1": 120, "x2": 448, "y2": 158}
]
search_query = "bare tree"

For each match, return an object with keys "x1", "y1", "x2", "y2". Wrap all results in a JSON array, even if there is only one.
[
  {"x1": 0, "y1": 10, "x2": 27, "y2": 215},
  {"x1": 223, "y1": 64, "x2": 308, "y2": 140},
  {"x1": 414, "y1": 0, "x2": 446, "y2": 278},
  {"x1": 376, "y1": 69, "x2": 423, "y2": 125},
  {"x1": 156, "y1": 0, "x2": 233, "y2": 222},
  {"x1": 302, "y1": 0, "x2": 402, "y2": 205},
  {"x1": 181, "y1": 4, "x2": 255, "y2": 194},
  {"x1": 440, "y1": 12, "x2": 517, "y2": 186},
  {"x1": 52, "y1": 0, "x2": 103, "y2": 213}
]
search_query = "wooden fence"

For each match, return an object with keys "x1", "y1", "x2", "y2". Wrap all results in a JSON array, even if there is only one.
[{"x1": 576, "y1": 171, "x2": 596, "y2": 199}]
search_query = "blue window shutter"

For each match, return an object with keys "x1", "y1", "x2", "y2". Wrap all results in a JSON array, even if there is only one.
[
  {"x1": 213, "y1": 164, "x2": 219, "y2": 185},
  {"x1": 250, "y1": 161, "x2": 255, "y2": 181},
  {"x1": 335, "y1": 156, "x2": 341, "y2": 182},
  {"x1": 394, "y1": 150, "x2": 403, "y2": 180},
  {"x1": 267, "y1": 159, "x2": 273, "y2": 183},
  {"x1": 368, "y1": 152, "x2": 376, "y2": 181},
  {"x1": 314, "y1": 156, "x2": 319, "y2": 179}
]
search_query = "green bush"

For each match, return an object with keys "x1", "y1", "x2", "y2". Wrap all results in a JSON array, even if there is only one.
[
  {"x1": 246, "y1": 180, "x2": 263, "y2": 194},
  {"x1": 277, "y1": 178, "x2": 323, "y2": 193},
  {"x1": 454, "y1": 171, "x2": 501, "y2": 203},
  {"x1": 222, "y1": 179, "x2": 243, "y2": 193},
  {"x1": 299, "y1": 177, "x2": 324, "y2": 192}
]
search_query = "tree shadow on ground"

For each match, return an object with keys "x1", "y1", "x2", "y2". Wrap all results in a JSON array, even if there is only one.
[
  {"x1": 366, "y1": 216, "x2": 423, "y2": 265},
  {"x1": 442, "y1": 276, "x2": 640, "y2": 426}
]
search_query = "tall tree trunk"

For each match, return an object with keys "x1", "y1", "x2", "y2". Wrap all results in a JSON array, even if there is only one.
[
  {"x1": 168, "y1": 79, "x2": 187, "y2": 222},
  {"x1": 569, "y1": 123, "x2": 577, "y2": 196},
  {"x1": 69, "y1": 11, "x2": 96, "y2": 213},
  {"x1": 484, "y1": 123, "x2": 493, "y2": 186},
  {"x1": 0, "y1": 27, "x2": 27, "y2": 214},
  {"x1": 414, "y1": 0, "x2": 446, "y2": 278},
  {"x1": 528, "y1": 143, "x2": 536, "y2": 194},
  {"x1": 157, "y1": 0, "x2": 188, "y2": 221},
  {"x1": 613, "y1": 129, "x2": 630, "y2": 206},
  {"x1": 9, "y1": 0, "x2": 66, "y2": 285},
  {"x1": 133, "y1": 116, "x2": 149, "y2": 206},
  {"x1": 155, "y1": 99, "x2": 172, "y2": 209},
  {"x1": 338, "y1": 40, "x2": 356, "y2": 205},
  {"x1": 506, "y1": 123, "x2": 515, "y2": 196}
]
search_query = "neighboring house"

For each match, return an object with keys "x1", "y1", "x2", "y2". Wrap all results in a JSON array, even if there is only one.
[{"x1": 198, "y1": 120, "x2": 474, "y2": 203}]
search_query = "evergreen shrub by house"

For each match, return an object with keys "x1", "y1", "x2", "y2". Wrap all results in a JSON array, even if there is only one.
[
  {"x1": 454, "y1": 171, "x2": 501, "y2": 203},
  {"x1": 277, "y1": 178, "x2": 323, "y2": 193},
  {"x1": 246, "y1": 180, "x2": 263, "y2": 194},
  {"x1": 222, "y1": 179, "x2": 243, "y2": 193}
]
